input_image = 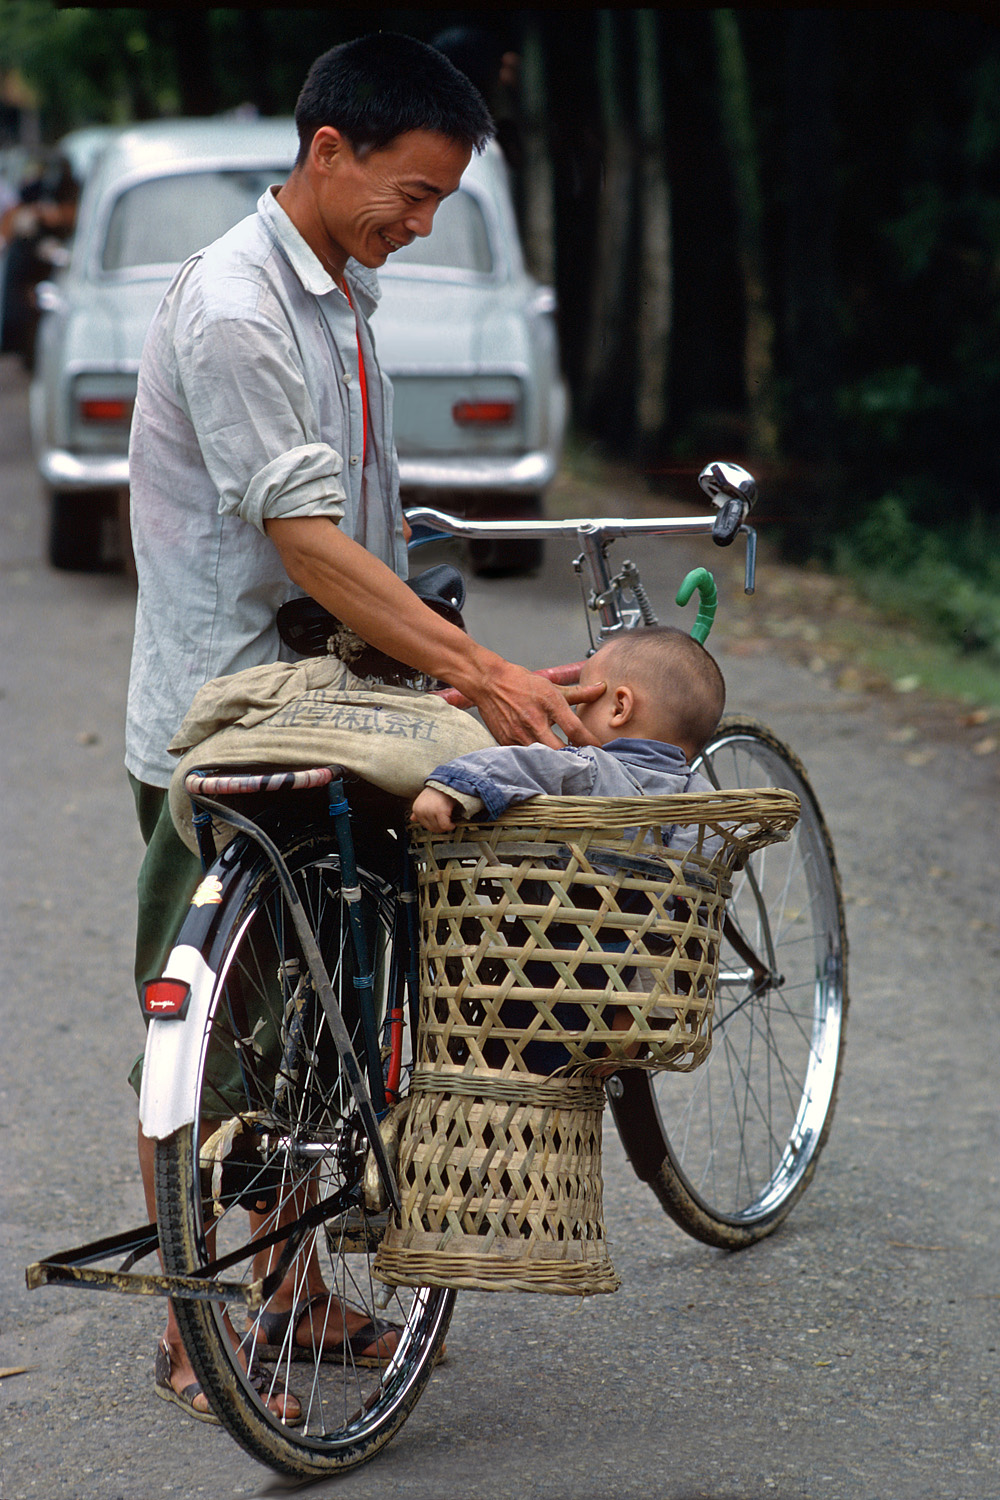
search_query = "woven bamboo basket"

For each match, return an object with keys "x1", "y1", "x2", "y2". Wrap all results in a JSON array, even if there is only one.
[{"x1": 374, "y1": 788, "x2": 799, "y2": 1295}]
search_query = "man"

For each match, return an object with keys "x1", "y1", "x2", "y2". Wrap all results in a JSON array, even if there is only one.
[{"x1": 126, "y1": 34, "x2": 601, "y2": 1421}]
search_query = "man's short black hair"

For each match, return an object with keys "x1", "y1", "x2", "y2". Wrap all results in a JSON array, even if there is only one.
[{"x1": 294, "y1": 33, "x2": 495, "y2": 165}]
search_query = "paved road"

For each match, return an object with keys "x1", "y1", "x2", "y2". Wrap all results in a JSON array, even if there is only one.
[{"x1": 2, "y1": 352, "x2": 1000, "y2": 1500}]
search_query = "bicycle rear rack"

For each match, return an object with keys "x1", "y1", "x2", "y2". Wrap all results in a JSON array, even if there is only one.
[
  {"x1": 27, "y1": 767, "x2": 403, "y2": 1304},
  {"x1": 26, "y1": 1180, "x2": 358, "y2": 1306}
]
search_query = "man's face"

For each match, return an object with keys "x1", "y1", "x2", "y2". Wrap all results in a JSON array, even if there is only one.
[{"x1": 314, "y1": 128, "x2": 471, "y2": 271}]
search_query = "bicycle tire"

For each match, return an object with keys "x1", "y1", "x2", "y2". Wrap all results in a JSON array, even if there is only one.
[
  {"x1": 609, "y1": 717, "x2": 848, "y2": 1249},
  {"x1": 154, "y1": 824, "x2": 454, "y2": 1477}
]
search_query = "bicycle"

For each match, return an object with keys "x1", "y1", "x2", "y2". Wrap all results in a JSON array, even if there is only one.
[{"x1": 27, "y1": 461, "x2": 847, "y2": 1478}]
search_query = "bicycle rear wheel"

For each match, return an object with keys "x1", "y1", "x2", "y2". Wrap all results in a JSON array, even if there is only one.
[
  {"x1": 154, "y1": 825, "x2": 453, "y2": 1477},
  {"x1": 610, "y1": 718, "x2": 848, "y2": 1248}
]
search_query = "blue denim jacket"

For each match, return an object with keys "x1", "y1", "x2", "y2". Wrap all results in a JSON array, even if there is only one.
[{"x1": 425, "y1": 737, "x2": 716, "y2": 853}]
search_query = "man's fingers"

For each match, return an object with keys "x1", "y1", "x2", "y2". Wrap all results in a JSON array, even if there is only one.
[
  {"x1": 560, "y1": 680, "x2": 605, "y2": 705},
  {"x1": 550, "y1": 696, "x2": 601, "y2": 747},
  {"x1": 561, "y1": 715, "x2": 601, "y2": 747}
]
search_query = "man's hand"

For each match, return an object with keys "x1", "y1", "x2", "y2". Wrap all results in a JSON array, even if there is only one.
[
  {"x1": 472, "y1": 661, "x2": 604, "y2": 750},
  {"x1": 410, "y1": 787, "x2": 461, "y2": 832}
]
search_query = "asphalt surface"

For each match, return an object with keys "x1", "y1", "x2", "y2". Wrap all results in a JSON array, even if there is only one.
[{"x1": 2, "y1": 352, "x2": 1000, "y2": 1499}]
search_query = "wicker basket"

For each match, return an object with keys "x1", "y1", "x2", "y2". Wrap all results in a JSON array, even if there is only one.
[
  {"x1": 374, "y1": 788, "x2": 799, "y2": 1295},
  {"x1": 374, "y1": 1071, "x2": 619, "y2": 1295}
]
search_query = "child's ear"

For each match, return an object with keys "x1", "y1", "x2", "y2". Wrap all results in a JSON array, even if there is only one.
[{"x1": 609, "y1": 685, "x2": 634, "y2": 725}]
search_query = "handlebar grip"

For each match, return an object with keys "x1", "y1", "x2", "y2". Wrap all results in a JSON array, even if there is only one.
[
  {"x1": 675, "y1": 568, "x2": 718, "y2": 645},
  {"x1": 712, "y1": 497, "x2": 746, "y2": 547}
]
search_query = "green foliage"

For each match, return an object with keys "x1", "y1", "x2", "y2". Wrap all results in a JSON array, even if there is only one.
[
  {"x1": 838, "y1": 496, "x2": 1000, "y2": 664},
  {"x1": 0, "y1": 2, "x2": 178, "y2": 128},
  {"x1": 836, "y1": 366, "x2": 948, "y2": 448},
  {"x1": 833, "y1": 41, "x2": 1000, "y2": 528}
]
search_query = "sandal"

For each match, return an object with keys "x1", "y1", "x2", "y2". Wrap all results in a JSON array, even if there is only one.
[
  {"x1": 154, "y1": 1339, "x2": 303, "y2": 1426},
  {"x1": 154, "y1": 1339, "x2": 220, "y2": 1424},
  {"x1": 252, "y1": 1292, "x2": 403, "y2": 1367}
]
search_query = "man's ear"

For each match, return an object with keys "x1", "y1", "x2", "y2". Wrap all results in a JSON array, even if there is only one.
[{"x1": 311, "y1": 126, "x2": 348, "y2": 175}]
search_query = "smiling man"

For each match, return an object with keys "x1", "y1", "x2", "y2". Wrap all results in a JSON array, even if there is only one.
[{"x1": 125, "y1": 33, "x2": 601, "y2": 1426}]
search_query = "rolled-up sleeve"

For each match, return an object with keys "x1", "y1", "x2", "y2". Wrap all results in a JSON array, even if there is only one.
[
  {"x1": 176, "y1": 303, "x2": 348, "y2": 534},
  {"x1": 240, "y1": 444, "x2": 345, "y2": 532}
]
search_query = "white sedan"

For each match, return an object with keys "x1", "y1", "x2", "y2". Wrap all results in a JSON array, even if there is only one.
[{"x1": 30, "y1": 117, "x2": 566, "y2": 574}]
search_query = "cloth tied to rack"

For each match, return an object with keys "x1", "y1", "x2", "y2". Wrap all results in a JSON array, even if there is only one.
[{"x1": 166, "y1": 656, "x2": 496, "y2": 853}]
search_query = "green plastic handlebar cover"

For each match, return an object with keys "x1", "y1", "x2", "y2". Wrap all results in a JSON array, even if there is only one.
[{"x1": 675, "y1": 567, "x2": 718, "y2": 644}]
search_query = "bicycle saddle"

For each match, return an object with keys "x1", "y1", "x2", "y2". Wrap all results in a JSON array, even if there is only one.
[{"x1": 276, "y1": 563, "x2": 467, "y2": 686}]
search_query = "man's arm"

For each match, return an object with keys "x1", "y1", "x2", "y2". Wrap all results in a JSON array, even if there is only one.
[{"x1": 266, "y1": 515, "x2": 602, "y2": 749}]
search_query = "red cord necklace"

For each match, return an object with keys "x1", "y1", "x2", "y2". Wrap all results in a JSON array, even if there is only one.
[{"x1": 340, "y1": 281, "x2": 368, "y2": 469}]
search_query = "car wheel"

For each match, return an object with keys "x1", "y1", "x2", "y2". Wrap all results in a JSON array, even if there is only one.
[
  {"x1": 468, "y1": 495, "x2": 545, "y2": 579},
  {"x1": 47, "y1": 490, "x2": 123, "y2": 572}
]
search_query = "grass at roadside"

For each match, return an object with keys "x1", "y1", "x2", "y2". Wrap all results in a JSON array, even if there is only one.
[{"x1": 730, "y1": 559, "x2": 1000, "y2": 714}]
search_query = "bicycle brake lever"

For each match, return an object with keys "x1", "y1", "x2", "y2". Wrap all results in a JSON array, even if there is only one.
[{"x1": 712, "y1": 497, "x2": 746, "y2": 546}]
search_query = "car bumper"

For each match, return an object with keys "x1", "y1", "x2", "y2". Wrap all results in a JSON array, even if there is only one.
[
  {"x1": 397, "y1": 450, "x2": 557, "y2": 494},
  {"x1": 38, "y1": 447, "x2": 557, "y2": 497},
  {"x1": 39, "y1": 448, "x2": 130, "y2": 492}
]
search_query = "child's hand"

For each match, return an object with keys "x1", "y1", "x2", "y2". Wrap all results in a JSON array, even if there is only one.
[{"x1": 410, "y1": 788, "x2": 461, "y2": 832}]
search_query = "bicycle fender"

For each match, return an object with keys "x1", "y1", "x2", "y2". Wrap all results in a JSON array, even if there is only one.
[{"x1": 138, "y1": 944, "x2": 215, "y2": 1141}]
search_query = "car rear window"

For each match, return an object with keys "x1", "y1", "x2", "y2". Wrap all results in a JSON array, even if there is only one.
[
  {"x1": 390, "y1": 189, "x2": 493, "y2": 273},
  {"x1": 101, "y1": 168, "x2": 282, "y2": 271}
]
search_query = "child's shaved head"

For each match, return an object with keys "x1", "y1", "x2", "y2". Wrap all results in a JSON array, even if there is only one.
[{"x1": 590, "y1": 626, "x2": 725, "y2": 756}]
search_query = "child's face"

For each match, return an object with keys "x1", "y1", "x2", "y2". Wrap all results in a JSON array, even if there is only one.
[{"x1": 573, "y1": 649, "x2": 615, "y2": 741}]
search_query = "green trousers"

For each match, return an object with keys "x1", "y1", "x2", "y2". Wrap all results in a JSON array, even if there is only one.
[
  {"x1": 127, "y1": 772, "x2": 203, "y2": 1097},
  {"x1": 128, "y1": 773, "x2": 282, "y2": 1113}
]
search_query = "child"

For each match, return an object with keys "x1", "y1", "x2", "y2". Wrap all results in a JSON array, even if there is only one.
[
  {"x1": 409, "y1": 626, "x2": 727, "y2": 1072},
  {"x1": 410, "y1": 625, "x2": 725, "y2": 835}
]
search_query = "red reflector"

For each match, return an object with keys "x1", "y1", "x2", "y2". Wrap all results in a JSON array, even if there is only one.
[
  {"x1": 142, "y1": 977, "x2": 192, "y2": 1020},
  {"x1": 452, "y1": 400, "x2": 515, "y2": 426},
  {"x1": 79, "y1": 398, "x2": 132, "y2": 422}
]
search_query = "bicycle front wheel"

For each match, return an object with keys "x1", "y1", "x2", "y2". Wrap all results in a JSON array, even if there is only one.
[
  {"x1": 154, "y1": 825, "x2": 453, "y2": 1478},
  {"x1": 610, "y1": 718, "x2": 848, "y2": 1248}
]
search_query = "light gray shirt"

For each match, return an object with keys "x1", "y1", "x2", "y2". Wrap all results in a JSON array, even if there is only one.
[{"x1": 125, "y1": 187, "x2": 408, "y2": 787}]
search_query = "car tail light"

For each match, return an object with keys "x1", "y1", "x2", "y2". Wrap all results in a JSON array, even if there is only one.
[
  {"x1": 78, "y1": 397, "x2": 133, "y2": 423},
  {"x1": 142, "y1": 978, "x2": 192, "y2": 1020},
  {"x1": 452, "y1": 399, "x2": 516, "y2": 426}
]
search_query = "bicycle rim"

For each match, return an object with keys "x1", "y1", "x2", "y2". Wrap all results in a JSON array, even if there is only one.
[
  {"x1": 612, "y1": 717, "x2": 848, "y2": 1248},
  {"x1": 155, "y1": 828, "x2": 453, "y2": 1477}
]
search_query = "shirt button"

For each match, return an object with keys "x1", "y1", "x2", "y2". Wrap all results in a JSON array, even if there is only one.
[
  {"x1": 342, "y1": 372, "x2": 351, "y2": 384},
  {"x1": 349, "y1": 455, "x2": 360, "y2": 465}
]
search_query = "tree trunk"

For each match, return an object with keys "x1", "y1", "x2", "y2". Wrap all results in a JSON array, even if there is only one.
[
  {"x1": 581, "y1": 10, "x2": 634, "y2": 429},
  {"x1": 784, "y1": 15, "x2": 837, "y2": 451},
  {"x1": 711, "y1": 9, "x2": 779, "y2": 459},
  {"x1": 781, "y1": 11, "x2": 839, "y2": 548},
  {"x1": 634, "y1": 10, "x2": 672, "y2": 456},
  {"x1": 170, "y1": 10, "x2": 216, "y2": 118},
  {"x1": 518, "y1": 18, "x2": 555, "y2": 286}
]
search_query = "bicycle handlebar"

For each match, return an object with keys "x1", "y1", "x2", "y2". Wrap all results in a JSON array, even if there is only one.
[
  {"x1": 405, "y1": 507, "x2": 720, "y2": 543},
  {"x1": 406, "y1": 505, "x2": 757, "y2": 595}
]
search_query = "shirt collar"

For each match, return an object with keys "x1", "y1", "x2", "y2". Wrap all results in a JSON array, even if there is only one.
[
  {"x1": 257, "y1": 187, "x2": 381, "y2": 314},
  {"x1": 601, "y1": 737, "x2": 689, "y2": 771}
]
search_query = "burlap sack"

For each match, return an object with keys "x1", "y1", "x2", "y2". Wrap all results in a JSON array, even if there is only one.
[{"x1": 167, "y1": 656, "x2": 495, "y2": 853}]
